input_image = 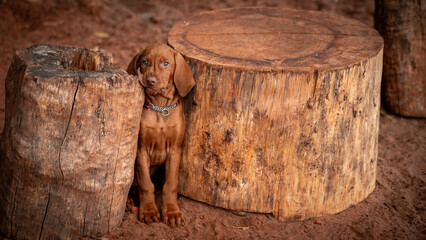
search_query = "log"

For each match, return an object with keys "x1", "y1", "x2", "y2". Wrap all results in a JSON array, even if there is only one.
[
  {"x1": 168, "y1": 7, "x2": 384, "y2": 221},
  {"x1": 374, "y1": 0, "x2": 426, "y2": 117},
  {"x1": 0, "y1": 45, "x2": 143, "y2": 239}
]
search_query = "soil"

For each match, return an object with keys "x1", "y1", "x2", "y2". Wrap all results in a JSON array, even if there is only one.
[{"x1": 0, "y1": 0, "x2": 424, "y2": 239}]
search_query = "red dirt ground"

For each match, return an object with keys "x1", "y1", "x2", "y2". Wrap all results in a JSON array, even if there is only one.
[{"x1": 0, "y1": 1, "x2": 424, "y2": 239}]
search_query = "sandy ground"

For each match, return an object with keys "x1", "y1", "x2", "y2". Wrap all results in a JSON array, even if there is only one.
[{"x1": 0, "y1": 0, "x2": 424, "y2": 239}]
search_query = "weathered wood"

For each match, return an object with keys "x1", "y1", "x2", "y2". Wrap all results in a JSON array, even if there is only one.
[
  {"x1": 168, "y1": 7, "x2": 383, "y2": 221},
  {"x1": 0, "y1": 45, "x2": 144, "y2": 239},
  {"x1": 375, "y1": 0, "x2": 426, "y2": 117}
]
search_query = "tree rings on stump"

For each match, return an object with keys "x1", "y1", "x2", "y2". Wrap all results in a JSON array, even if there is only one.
[
  {"x1": 0, "y1": 45, "x2": 144, "y2": 239},
  {"x1": 168, "y1": 7, "x2": 384, "y2": 220}
]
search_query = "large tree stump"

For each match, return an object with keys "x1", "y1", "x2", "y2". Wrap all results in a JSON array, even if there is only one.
[
  {"x1": 0, "y1": 45, "x2": 143, "y2": 239},
  {"x1": 374, "y1": 0, "x2": 425, "y2": 118},
  {"x1": 168, "y1": 7, "x2": 384, "y2": 221}
]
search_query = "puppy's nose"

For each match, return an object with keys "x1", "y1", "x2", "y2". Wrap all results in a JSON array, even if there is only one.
[{"x1": 146, "y1": 76, "x2": 157, "y2": 85}]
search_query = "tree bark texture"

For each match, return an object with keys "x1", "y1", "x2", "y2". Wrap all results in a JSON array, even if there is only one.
[
  {"x1": 375, "y1": 0, "x2": 426, "y2": 117},
  {"x1": 0, "y1": 45, "x2": 144, "y2": 239},
  {"x1": 168, "y1": 7, "x2": 384, "y2": 221}
]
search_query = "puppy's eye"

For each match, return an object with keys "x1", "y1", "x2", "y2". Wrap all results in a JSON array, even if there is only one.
[
  {"x1": 163, "y1": 61, "x2": 169, "y2": 67},
  {"x1": 141, "y1": 59, "x2": 149, "y2": 66}
]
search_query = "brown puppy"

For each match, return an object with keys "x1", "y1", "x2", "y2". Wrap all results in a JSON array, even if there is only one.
[{"x1": 127, "y1": 44, "x2": 195, "y2": 226}]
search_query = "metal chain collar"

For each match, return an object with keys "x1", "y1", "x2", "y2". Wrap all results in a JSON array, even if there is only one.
[{"x1": 144, "y1": 101, "x2": 179, "y2": 116}]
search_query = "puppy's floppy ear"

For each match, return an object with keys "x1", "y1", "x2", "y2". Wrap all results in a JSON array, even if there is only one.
[
  {"x1": 126, "y1": 51, "x2": 142, "y2": 75},
  {"x1": 173, "y1": 51, "x2": 195, "y2": 97}
]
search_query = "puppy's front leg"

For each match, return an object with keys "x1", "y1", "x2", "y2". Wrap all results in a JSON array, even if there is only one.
[
  {"x1": 162, "y1": 149, "x2": 184, "y2": 226},
  {"x1": 136, "y1": 148, "x2": 160, "y2": 223}
]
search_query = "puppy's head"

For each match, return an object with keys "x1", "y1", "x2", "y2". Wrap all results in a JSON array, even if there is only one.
[{"x1": 127, "y1": 43, "x2": 195, "y2": 97}]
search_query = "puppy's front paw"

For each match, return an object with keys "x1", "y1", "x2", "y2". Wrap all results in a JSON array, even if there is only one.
[
  {"x1": 162, "y1": 203, "x2": 184, "y2": 227},
  {"x1": 139, "y1": 202, "x2": 160, "y2": 223}
]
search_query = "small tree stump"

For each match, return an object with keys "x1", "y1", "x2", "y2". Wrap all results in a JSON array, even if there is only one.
[
  {"x1": 0, "y1": 45, "x2": 143, "y2": 239},
  {"x1": 375, "y1": 0, "x2": 425, "y2": 118},
  {"x1": 168, "y1": 8, "x2": 384, "y2": 220}
]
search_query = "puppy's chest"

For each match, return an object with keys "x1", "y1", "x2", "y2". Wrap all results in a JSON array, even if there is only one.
[
  {"x1": 140, "y1": 117, "x2": 182, "y2": 164},
  {"x1": 142, "y1": 124, "x2": 176, "y2": 145}
]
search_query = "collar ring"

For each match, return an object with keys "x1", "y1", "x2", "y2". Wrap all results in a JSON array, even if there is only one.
[{"x1": 161, "y1": 109, "x2": 170, "y2": 116}]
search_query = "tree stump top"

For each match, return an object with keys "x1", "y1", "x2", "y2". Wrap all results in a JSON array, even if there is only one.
[{"x1": 168, "y1": 7, "x2": 383, "y2": 71}]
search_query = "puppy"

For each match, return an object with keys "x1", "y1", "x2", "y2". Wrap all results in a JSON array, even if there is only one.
[{"x1": 127, "y1": 44, "x2": 195, "y2": 226}]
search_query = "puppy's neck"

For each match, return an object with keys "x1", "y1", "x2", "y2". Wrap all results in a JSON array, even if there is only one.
[{"x1": 145, "y1": 85, "x2": 179, "y2": 107}]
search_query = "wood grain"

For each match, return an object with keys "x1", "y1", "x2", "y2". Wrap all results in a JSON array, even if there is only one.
[
  {"x1": 0, "y1": 45, "x2": 144, "y2": 239},
  {"x1": 375, "y1": 0, "x2": 425, "y2": 117},
  {"x1": 168, "y1": 7, "x2": 384, "y2": 220}
]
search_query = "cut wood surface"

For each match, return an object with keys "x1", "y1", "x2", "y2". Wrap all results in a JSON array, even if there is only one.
[
  {"x1": 168, "y1": 7, "x2": 384, "y2": 221},
  {"x1": 375, "y1": 0, "x2": 425, "y2": 118},
  {"x1": 0, "y1": 45, "x2": 144, "y2": 239}
]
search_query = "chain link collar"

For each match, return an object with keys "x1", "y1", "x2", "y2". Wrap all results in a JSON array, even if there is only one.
[{"x1": 144, "y1": 101, "x2": 179, "y2": 116}]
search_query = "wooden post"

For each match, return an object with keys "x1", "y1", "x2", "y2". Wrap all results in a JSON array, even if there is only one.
[
  {"x1": 375, "y1": 0, "x2": 426, "y2": 117},
  {"x1": 0, "y1": 45, "x2": 144, "y2": 239},
  {"x1": 168, "y1": 7, "x2": 384, "y2": 221}
]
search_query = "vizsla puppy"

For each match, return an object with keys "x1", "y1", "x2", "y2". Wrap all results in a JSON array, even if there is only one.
[{"x1": 127, "y1": 44, "x2": 195, "y2": 226}]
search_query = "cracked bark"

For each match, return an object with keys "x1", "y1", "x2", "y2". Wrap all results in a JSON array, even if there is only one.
[
  {"x1": 38, "y1": 187, "x2": 51, "y2": 240},
  {"x1": 82, "y1": 193, "x2": 91, "y2": 237},
  {"x1": 58, "y1": 80, "x2": 80, "y2": 184},
  {"x1": 0, "y1": 45, "x2": 144, "y2": 239},
  {"x1": 107, "y1": 125, "x2": 123, "y2": 233},
  {"x1": 9, "y1": 179, "x2": 19, "y2": 239}
]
